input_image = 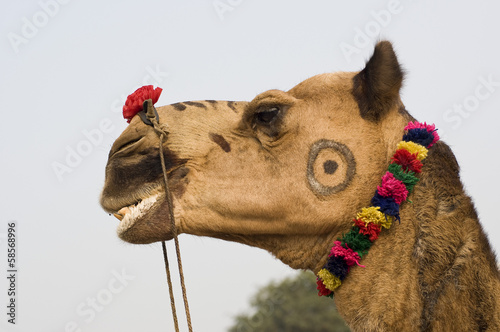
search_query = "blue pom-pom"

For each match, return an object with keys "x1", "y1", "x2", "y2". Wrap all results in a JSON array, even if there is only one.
[
  {"x1": 371, "y1": 191, "x2": 400, "y2": 220},
  {"x1": 325, "y1": 256, "x2": 349, "y2": 280},
  {"x1": 403, "y1": 128, "x2": 434, "y2": 147}
]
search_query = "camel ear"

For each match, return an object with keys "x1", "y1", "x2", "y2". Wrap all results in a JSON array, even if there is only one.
[{"x1": 352, "y1": 41, "x2": 404, "y2": 121}]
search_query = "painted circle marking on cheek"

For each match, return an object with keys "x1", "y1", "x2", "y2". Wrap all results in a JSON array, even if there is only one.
[{"x1": 307, "y1": 139, "x2": 356, "y2": 196}]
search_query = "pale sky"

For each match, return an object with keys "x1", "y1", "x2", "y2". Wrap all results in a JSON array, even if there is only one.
[{"x1": 1, "y1": 1, "x2": 500, "y2": 331}]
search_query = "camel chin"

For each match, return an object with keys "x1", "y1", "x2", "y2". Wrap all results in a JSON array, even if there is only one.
[{"x1": 112, "y1": 191, "x2": 175, "y2": 244}]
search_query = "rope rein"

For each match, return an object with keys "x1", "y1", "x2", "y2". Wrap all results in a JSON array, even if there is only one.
[
  {"x1": 161, "y1": 241, "x2": 180, "y2": 331},
  {"x1": 143, "y1": 100, "x2": 193, "y2": 332}
]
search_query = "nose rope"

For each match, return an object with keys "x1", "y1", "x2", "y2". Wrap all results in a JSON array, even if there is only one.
[{"x1": 143, "y1": 100, "x2": 193, "y2": 332}]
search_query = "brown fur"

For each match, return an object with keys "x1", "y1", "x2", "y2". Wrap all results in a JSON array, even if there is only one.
[{"x1": 100, "y1": 41, "x2": 500, "y2": 331}]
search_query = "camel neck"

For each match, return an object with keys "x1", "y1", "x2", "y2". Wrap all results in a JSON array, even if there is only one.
[{"x1": 332, "y1": 140, "x2": 500, "y2": 330}]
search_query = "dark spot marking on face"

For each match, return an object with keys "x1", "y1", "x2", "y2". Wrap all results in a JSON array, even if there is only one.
[
  {"x1": 307, "y1": 140, "x2": 356, "y2": 196},
  {"x1": 184, "y1": 101, "x2": 207, "y2": 109},
  {"x1": 227, "y1": 101, "x2": 237, "y2": 112},
  {"x1": 323, "y1": 160, "x2": 338, "y2": 174},
  {"x1": 209, "y1": 133, "x2": 231, "y2": 153},
  {"x1": 206, "y1": 100, "x2": 217, "y2": 104},
  {"x1": 171, "y1": 102, "x2": 186, "y2": 111}
]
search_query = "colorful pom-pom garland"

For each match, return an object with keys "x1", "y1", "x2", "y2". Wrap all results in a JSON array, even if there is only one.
[{"x1": 316, "y1": 121, "x2": 439, "y2": 298}]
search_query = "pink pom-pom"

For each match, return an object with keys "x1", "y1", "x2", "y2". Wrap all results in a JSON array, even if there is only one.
[
  {"x1": 404, "y1": 121, "x2": 440, "y2": 148},
  {"x1": 377, "y1": 172, "x2": 408, "y2": 204},
  {"x1": 329, "y1": 241, "x2": 344, "y2": 257},
  {"x1": 329, "y1": 241, "x2": 363, "y2": 267}
]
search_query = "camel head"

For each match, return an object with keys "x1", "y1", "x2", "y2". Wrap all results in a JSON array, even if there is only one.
[{"x1": 100, "y1": 41, "x2": 411, "y2": 271}]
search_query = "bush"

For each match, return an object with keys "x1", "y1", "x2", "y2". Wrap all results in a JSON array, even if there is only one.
[{"x1": 228, "y1": 271, "x2": 350, "y2": 332}]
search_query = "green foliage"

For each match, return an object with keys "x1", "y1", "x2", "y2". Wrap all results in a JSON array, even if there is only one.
[{"x1": 228, "y1": 271, "x2": 350, "y2": 332}]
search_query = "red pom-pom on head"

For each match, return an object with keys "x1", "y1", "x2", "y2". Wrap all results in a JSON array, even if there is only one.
[{"x1": 123, "y1": 85, "x2": 163, "y2": 123}]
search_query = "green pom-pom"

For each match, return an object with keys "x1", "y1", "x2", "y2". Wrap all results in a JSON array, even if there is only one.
[
  {"x1": 339, "y1": 227, "x2": 372, "y2": 257},
  {"x1": 388, "y1": 163, "x2": 420, "y2": 194}
]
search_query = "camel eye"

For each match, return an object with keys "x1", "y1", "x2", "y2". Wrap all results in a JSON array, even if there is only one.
[{"x1": 255, "y1": 107, "x2": 280, "y2": 125}]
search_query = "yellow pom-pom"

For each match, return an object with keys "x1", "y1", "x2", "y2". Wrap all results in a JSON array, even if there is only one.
[
  {"x1": 357, "y1": 206, "x2": 385, "y2": 225},
  {"x1": 397, "y1": 141, "x2": 428, "y2": 160},
  {"x1": 356, "y1": 206, "x2": 393, "y2": 229},
  {"x1": 380, "y1": 215, "x2": 393, "y2": 229},
  {"x1": 318, "y1": 268, "x2": 342, "y2": 291}
]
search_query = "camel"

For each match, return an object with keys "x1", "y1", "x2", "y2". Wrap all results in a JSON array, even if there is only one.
[{"x1": 100, "y1": 41, "x2": 500, "y2": 331}]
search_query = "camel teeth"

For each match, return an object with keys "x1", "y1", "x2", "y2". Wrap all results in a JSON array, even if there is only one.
[
  {"x1": 116, "y1": 194, "x2": 160, "y2": 232},
  {"x1": 118, "y1": 206, "x2": 132, "y2": 216}
]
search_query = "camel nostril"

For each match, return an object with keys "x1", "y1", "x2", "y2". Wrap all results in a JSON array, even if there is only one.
[{"x1": 116, "y1": 137, "x2": 143, "y2": 154}]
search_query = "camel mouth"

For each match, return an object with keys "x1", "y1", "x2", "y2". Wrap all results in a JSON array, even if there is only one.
[
  {"x1": 101, "y1": 166, "x2": 189, "y2": 244},
  {"x1": 115, "y1": 193, "x2": 160, "y2": 233},
  {"x1": 110, "y1": 190, "x2": 175, "y2": 244}
]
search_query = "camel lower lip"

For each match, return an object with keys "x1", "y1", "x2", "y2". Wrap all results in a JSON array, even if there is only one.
[
  {"x1": 116, "y1": 194, "x2": 160, "y2": 236},
  {"x1": 112, "y1": 192, "x2": 175, "y2": 244}
]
